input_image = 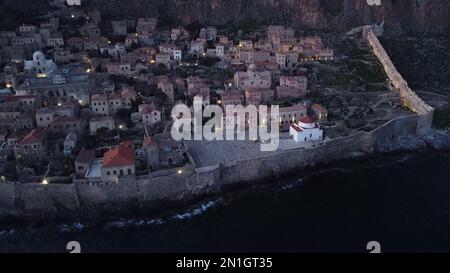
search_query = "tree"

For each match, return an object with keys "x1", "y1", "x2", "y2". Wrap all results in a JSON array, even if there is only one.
[
  {"x1": 152, "y1": 63, "x2": 168, "y2": 76},
  {"x1": 199, "y1": 56, "x2": 221, "y2": 67},
  {"x1": 116, "y1": 108, "x2": 133, "y2": 128},
  {"x1": 184, "y1": 21, "x2": 204, "y2": 39},
  {"x1": 96, "y1": 127, "x2": 110, "y2": 139}
]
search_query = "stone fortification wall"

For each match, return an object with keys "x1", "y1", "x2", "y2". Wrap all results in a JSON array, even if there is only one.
[
  {"x1": 0, "y1": 27, "x2": 435, "y2": 220},
  {"x1": 364, "y1": 26, "x2": 434, "y2": 135}
]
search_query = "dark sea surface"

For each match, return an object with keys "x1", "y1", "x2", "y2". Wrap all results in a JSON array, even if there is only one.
[{"x1": 1, "y1": 151, "x2": 450, "y2": 253}]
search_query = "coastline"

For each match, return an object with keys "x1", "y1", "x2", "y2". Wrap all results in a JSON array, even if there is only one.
[
  {"x1": 1, "y1": 147, "x2": 450, "y2": 252},
  {"x1": 0, "y1": 128, "x2": 449, "y2": 224},
  {"x1": 0, "y1": 26, "x2": 447, "y2": 223}
]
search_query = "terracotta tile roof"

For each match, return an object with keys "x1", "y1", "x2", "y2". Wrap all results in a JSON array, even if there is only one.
[
  {"x1": 108, "y1": 93, "x2": 122, "y2": 100},
  {"x1": 102, "y1": 142, "x2": 135, "y2": 168},
  {"x1": 121, "y1": 88, "x2": 137, "y2": 98},
  {"x1": 300, "y1": 116, "x2": 316, "y2": 124},
  {"x1": 91, "y1": 94, "x2": 108, "y2": 101},
  {"x1": 291, "y1": 124, "x2": 304, "y2": 132},
  {"x1": 19, "y1": 128, "x2": 45, "y2": 145}
]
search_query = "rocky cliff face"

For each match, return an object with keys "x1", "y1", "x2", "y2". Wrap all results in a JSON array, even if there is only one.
[{"x1": 93, "y1": 0, "x2": 450, "y2": 34}]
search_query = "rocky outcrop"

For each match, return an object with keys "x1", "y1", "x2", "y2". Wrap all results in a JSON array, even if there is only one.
[{"x1": 93, "y1": 0, "x2": 450, "y2": 34}]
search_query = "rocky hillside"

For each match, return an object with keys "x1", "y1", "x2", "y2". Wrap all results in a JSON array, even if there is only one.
[{"x1": 91, "y1": 0, "x2": 450, "y2": 34}]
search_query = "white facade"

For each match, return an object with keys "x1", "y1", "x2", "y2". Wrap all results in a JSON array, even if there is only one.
[
  {"x1": 289, "y1": 117, "x2": 323, "y2": 143},
  {"x1": 63, "y1": 132, "x2": 77, "y2": 155},
  {"x1": 24, "y1": 51, "x2": 57, "y2": 76},
  {"x1": 101, "y1": 164, "x2": 135, "y2": 182},
  {"x1": 173, "y1": 49, "x2": 182, "y2": 60},
  {"x1": 66, "y1": 0, "x2": 82, "y2": 6}
]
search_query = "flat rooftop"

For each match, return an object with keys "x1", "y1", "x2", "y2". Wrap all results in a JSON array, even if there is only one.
[
  {"x1": 185, "y1": 131, "x2": 316, "y2": 167},
  {"x1": 86, "y1": 159, "x2": 102, "y2": 178}
]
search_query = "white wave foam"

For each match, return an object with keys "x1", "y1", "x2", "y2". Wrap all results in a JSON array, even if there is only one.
[{"x1": 172, "y1": 200, "x2": 218, "y2": 221}]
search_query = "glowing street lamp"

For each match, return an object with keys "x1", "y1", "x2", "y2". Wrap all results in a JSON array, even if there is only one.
[{"x1": 42, "y1": 179, "x2": 48, "y2": 185}]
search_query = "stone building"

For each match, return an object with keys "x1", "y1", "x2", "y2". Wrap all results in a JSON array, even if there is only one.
[
  {"x1": 289, "y1": 116, "x2": 323, "y2": 143},
  {"x1": 101, "y1": 142, "x2": 135, "y2": 182},
  {"x1": 311, "y1": 103, "x2": 328, "y2": 121},
  {"x1": 234, "y1": 65, "x2": 271, "y2": 91},
  {"x1": 89, "y1": 116, "x2": 115, "y2": 135},
  {"x1": 75, "y1": 148, "x2": 95, "y2": 178},
  {"x1": 48, "y1": 116, "x2": 82, "y2": 137},
  {"x1": 278, "y1": 104, "x2": 308, "y2": 131},
  {"x1": 18, "y1": 68, "x2": 92, "y2": 105},
  {"x1": 155, "y1": 76, "x2": 174, "y2": 103},
  {"x1": 14, "y1": 128, "x2": 46, "y2": 160},
  {"x1": 277, "y1": 76, "x2": 308, "y2": 99},
  {"x1": 24, "y1": 51, "x2": 57, "y2": 77}
]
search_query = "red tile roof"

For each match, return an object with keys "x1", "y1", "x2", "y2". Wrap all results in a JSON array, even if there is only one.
[
  {"x1": 102, "y1": 142, "x2": 135, "y2": 168},
  {"x1": 19, "y1": 128, "x2": 45, "y2": 145},
  {"x1": 91, "y1": 94, "x2": 108, "y2": 101},
  {"x1": 300, "y1": 116, "x2": 316, "y2": 124},
  {"x1": 290, "y1": 124, "x2": 304, "y2": 132}
]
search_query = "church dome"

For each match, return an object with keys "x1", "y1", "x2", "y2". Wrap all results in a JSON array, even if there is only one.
[
  {"x1": 248, "y1": 64, "x2": 257, "y2": 72},
  {"x1": 33, "y1": 51, "x2": 45, "y2": 61},
  {"x1": 298, "y1": 116, "x2": 317, "y2": 129}
]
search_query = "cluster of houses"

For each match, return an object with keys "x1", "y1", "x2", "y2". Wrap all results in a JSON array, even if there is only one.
[{"x1": 0, "y1": 5, "x2": 332, "y2": 183}]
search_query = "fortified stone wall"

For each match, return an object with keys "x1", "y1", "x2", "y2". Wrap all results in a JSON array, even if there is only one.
[
  {"x1": 0, "y1": 114, "x2": 424, "y2": 219},
  {"x1": 0, "y1": 27, "x2": 435, "y2": 220},
  {"x1": 364, "y1": 26, "x2": 434, "y2": 135}
]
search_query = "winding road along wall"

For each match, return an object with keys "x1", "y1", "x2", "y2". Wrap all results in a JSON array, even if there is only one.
[{"x1": 0, "y1": 27, "x2": 435, "y2": 220}]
